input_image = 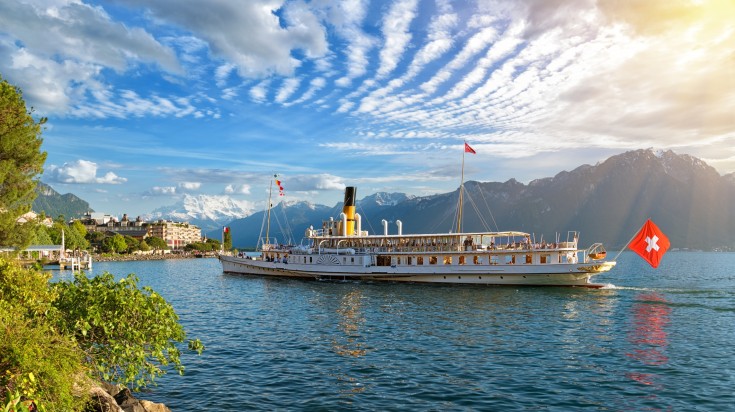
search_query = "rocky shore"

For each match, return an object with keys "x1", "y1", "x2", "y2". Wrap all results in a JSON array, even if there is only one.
[
  {"x1": 93, "y1": 252, "x2": 217, "y2": 262},
  {"x1": 88, "y1": 383, "x2": 170, "y2": 412}
]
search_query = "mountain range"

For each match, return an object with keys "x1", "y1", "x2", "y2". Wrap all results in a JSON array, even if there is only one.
[{"x1": 223, "y1": 149, "x2": 735, "y2": 250}]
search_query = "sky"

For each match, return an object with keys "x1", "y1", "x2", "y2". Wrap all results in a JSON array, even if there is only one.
[{"x1": 1, "y1": 0, "x2": 734, "y2": 218}]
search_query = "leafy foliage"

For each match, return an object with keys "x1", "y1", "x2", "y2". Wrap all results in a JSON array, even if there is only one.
[
  {"x1": 184, "y1": 238, "x2": 221, "y2": 252},
  {"x1": 53, "y1": 273, "x2": 202, "y2": 389},
  {"x1": 0, "y1": 258, "x2": 88, "y2": 412},
  {"x1": 0, "y1": 76, "x2": 47, "y2": 249},
  {"x1": 100, "y1": 234, "x2": 127, "y2": 254},
  {"x1": 223, "y1": 229, "x2": 232, "y2": 251},
  {"x1": 145, "y1": 236, "x2": 168, "y2": 251}
]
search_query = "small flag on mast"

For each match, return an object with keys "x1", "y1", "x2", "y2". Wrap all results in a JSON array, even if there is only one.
[
  {"x1": 629, "y1": 219, "x2": 670, "y2": 268},
  {"x1": 464, "y1": 142, "x2": 476, "y2": 154},
  {"x1": 223, "y1": 226, "x2": 229, "y2": 233}
]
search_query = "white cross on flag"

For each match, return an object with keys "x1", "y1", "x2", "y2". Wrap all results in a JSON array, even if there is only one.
[{"x1": 629, "y1": 219, "x2": 670, "y2": 268}]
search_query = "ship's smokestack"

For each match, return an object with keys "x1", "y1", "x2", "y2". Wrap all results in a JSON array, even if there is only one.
[{"x1": 342, "y1": 186, "x2": 357, "y2": 236}]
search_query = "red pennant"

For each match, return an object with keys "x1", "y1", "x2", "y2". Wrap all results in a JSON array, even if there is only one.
[
  {"x1": 629, "y1": 219, "x2": 670, "y2": 268},
  {"x1": 464, "y1": 142, "x2": 476, "y2": 154}
]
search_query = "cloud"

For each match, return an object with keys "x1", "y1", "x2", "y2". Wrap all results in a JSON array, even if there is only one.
[
  {"x1": 178, "y1": 182, "x2": 202, "y2": 191},
  {"x1": 121, "y1": 0, "x2": 328, "y2": 78},
  {"x1": 46, "y1": 160, "x2": 127, "y2": 184},
  {"x1": 275, "y1": 77, "x2": 302, "y2": 104},
  {"x1": 224, "y1": 184, "x2": 251, "y2": 195},
  {"x1": 148, "y1": 186, "x2": 177, "y2": 196},
  {"x1": 0, "y1": 0, "x2": 184, "y2": 115},
  {"x1": 376, "y1": 0, "x2": 419, "y2": 79},
  {"x1": 281, "y1": 174, "x2": 345, "y2": 192}
]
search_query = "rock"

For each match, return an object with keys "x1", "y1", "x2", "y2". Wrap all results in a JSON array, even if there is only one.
[
  {"x1": 113, "y1": 388, "x2": 146, "y2": 412},
  {"x1": 87, "y1": 386, "x2": 123, "y2": 412},
  {"x1": 140, "y1": 400, "x2": 171, "y2": 412},
  {"x1": 86, "y1": 383, "x2": 170, "y2": 412}
]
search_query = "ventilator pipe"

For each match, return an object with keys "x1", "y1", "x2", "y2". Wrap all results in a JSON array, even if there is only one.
[
  {"x1": 340, "y1": 213, "x2": 348, "y2": 236},
  {"x1": 355, "y1": 213, "x2": 362, "y2": 237},
  {"x1": 396, "y1": 220, "x2": 403, "y2": 236},
  {"x1": 382, "y1": 219, "x2": 388, "y2": 236}
]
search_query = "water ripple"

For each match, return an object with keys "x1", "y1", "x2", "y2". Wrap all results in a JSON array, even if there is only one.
[{"x1": 69, "y1": 253, "x2": 735, "y2": 411}]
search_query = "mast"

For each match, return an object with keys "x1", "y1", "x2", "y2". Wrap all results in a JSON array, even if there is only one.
[
  {"x1": 457, "y1": 143, "x2": 466, "y2": 233},
  {"x1": 265, "y1": 175, "x2": 274, "y2": 246}
]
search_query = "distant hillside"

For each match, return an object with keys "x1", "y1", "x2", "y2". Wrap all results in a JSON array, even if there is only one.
[
  {"x1": 223, "y1": 149, "x2": 735, "y2": 250},
  {"x1": 32, "y1": 182, "x2": 92, "y2": 219},
  {"x1": 384, "y1": 149, "x2": 735, "y2": 250},
  {"x1": 222, "y1": 200, "x2": 331, "y2": 248}
]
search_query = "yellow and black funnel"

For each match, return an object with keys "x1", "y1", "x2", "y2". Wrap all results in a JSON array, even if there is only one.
[{"x1": 343, "y1": 186, "x2": 356, "y2": 236}]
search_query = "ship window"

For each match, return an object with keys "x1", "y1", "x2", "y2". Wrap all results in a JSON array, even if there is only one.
[
  {"x1": 506, "y1": 255, "x2": 515, "y2": 264},
  {"x1": 541, "y1": 254, "x2": 549, "y2": 264},
  {"x1": 473, "y1": 255, "x2": 481, "y2": 265},
  {"x1": 417, "y1": 256, "x2": 424, "y2": 265},
  {"x1": 490, "y1": 256, "x2": 499, "y2": 265},
  {"x1": 397, "y1": 257, "x2": 402, "y2": 265},
  {"x1": 444, "y1": 256, "x2": 452, "y2": 265},
  {"x1": 525, "y1": 254, "x2": 532, "y2": 264},
  {"x1": 377, "y1": 255, "x2": 391, "y2": 266},
  {"x1": 309, "y1": 257, "x2": 313, "y2": 263},
  {"x1": 351, "y1": 257, "x2": 354, "y2": 263},
  {"x1": 408, "y1": 256, "x2": 413, "y2": 265},
  {"x1": 459, "y1": 256, "x2": 466, "y2": 265},
  {"x1": 430, "y1": 256, "x2": 437, "y2": 265}
]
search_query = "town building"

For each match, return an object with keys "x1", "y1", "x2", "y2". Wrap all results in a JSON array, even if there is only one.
[
  {"x1": 147, "y1": 220, "x2": 202, "y2": 249},
  {"x1": 74, "y1": 213, "x2": 202, "y2": 249}
]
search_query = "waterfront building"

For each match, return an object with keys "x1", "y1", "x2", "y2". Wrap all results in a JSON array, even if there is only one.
[{"x1": 146, "y1": 220, "x2": 202, "y2": 250}]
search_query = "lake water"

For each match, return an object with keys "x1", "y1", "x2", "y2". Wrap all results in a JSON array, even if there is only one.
[{"x1": 58, "y1": 252, "x2": 735, "y2": 411}]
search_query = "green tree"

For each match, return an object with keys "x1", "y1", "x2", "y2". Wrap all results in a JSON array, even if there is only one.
[
  {"x1": 48, "y1": 222, "x2": 89, "y2": 251},
  {"x1": 224, "y1": 228, "x2": 232, "y2": 251},
  {"x1": 138, "y1": 240, "x2": 151, "y2": 252},
  {"x1": 101, "y1": 234, "x2": 126, "y2": 254},
  {"x1": 123, "y1": 235, "x2": 139, "y2": 253},
  {"x1": 53, "y1": 273, "x2": 203, "y2": 389},
  {"x1": 146, "y1": 236, "x2": 168, "y2": 252},
  {"x1": 0, "y1": 76, "x2": 47, "y2": 249},
  {"x1": 30, "y1": 223, "x2": 53, "y2": 245}
]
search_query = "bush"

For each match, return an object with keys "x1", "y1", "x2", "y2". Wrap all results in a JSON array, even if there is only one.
[
  {"x1": 0, "y1": 258, "x2": 88, "y2": 412},
  {"x1": 53, "y1": 273, "x2": 203, "y2": 389}
]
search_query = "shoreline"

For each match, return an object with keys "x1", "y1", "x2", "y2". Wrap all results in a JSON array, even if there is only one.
[{"x1": 93, "y1": 252, "x2": 218, "y2": 262}]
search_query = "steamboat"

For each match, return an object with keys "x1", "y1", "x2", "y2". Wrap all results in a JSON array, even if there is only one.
[{"x1": 219, "y1": 185, "x2": 615, "y2": 287}]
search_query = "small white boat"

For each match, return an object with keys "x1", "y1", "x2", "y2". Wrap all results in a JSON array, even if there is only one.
[{"x1": 220, "y1": 186, "x2": 615, "y2": 287}]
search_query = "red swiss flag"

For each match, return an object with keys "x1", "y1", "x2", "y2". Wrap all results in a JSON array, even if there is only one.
[
  {"x1": 629, "y1": 219, "x2": 670, "y2": 268},
  {"x1": 464, "y1": 142, "x2": 476, "y2": 154}
]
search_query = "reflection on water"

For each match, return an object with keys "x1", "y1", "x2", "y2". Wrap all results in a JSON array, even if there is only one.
[
  {"x1": 626, "y1": 292, "x2": 671, "y2": 387},
  {"x1": 333, "y1": 289, "x2": 368, "y2": 358}
]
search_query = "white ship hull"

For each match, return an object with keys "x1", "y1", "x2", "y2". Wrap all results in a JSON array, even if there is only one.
[{"x1": 219, "y1": 254, "x2": 615, "y2": 287}]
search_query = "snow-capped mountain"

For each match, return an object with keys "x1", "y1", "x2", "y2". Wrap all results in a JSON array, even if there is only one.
[{"x1": 145, "y1": 194, "x2": 255, "y2": 232}]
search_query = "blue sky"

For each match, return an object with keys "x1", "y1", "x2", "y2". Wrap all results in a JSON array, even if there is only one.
[{"x1": 1, "y1": 0, "x2": 733, "y2": 217}]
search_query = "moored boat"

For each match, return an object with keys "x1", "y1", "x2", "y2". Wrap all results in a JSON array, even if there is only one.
[{"x1": 219, "y1": 186, "x2": 616, "y2": 287}]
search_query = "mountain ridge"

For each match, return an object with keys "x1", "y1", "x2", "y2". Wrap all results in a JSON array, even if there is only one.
[{"x1": 225, "y1": 149, "x2": 735, "y2": 250}]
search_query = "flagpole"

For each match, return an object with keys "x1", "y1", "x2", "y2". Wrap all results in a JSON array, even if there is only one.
[
  {"x1": 611, "y1": 219, "x2": 649, "y2": 261},
  {"x1": 265, "y1": 175, "x2": 274, "y2": 248},
  {"x1": 457, "y1": 143, "x2": 466, "y2": 233}
]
